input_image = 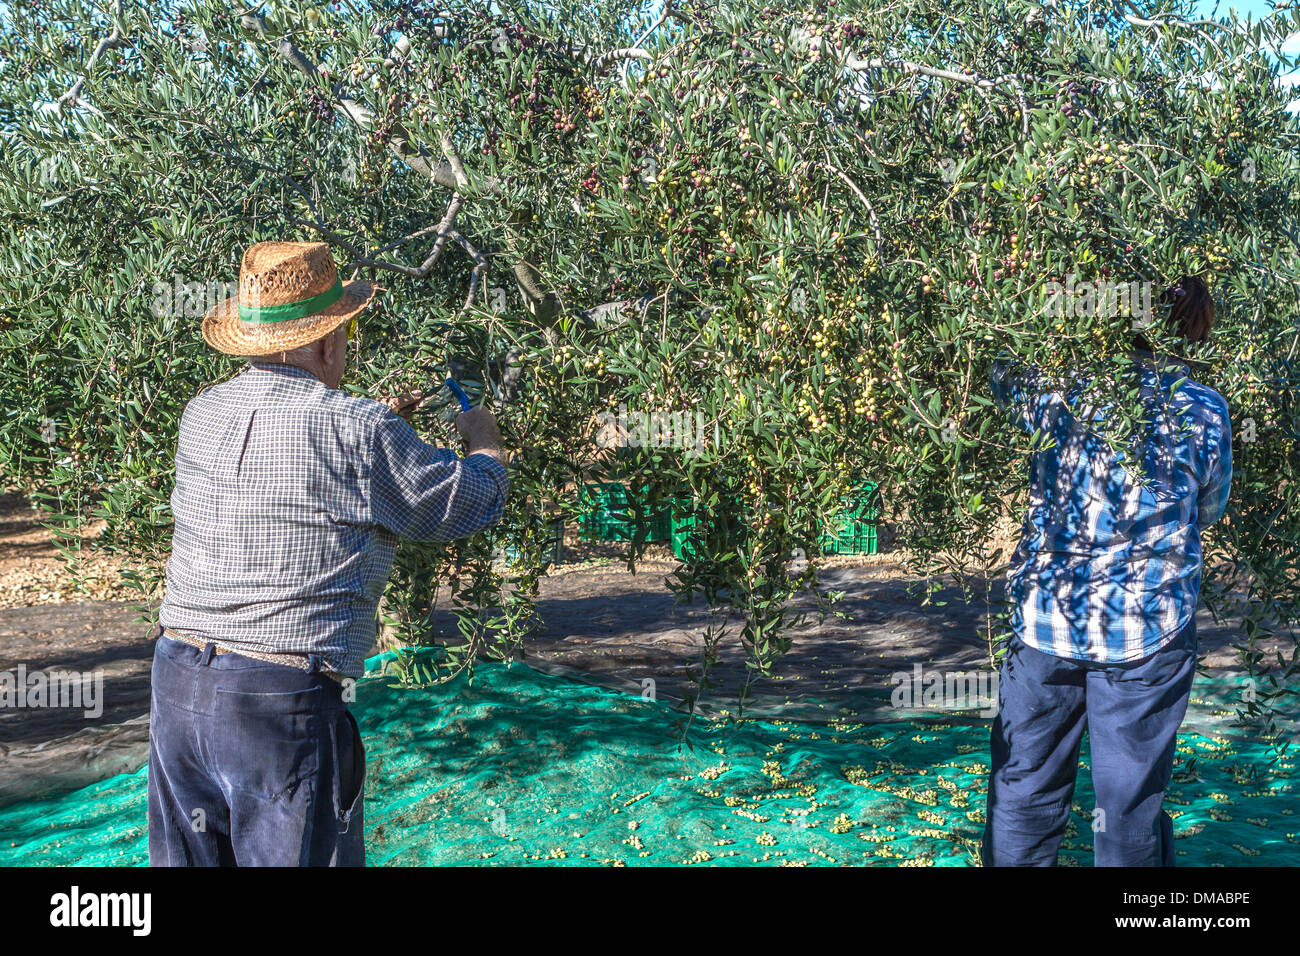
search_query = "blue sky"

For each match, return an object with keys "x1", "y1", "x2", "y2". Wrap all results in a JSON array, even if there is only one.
[
  {"x1": 1192, "y1": 0, "x2": 1299, "y2": 104},
  {"x1": 1193, "y1": 0, "x2": 1285, "y2": 16}
]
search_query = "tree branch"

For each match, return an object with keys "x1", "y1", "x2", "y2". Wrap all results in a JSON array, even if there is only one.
[
  {"x1": 851, "y1": 58, "x2": 1029, "y2": 137},
  {"x1": 449, "y1": 230, "x2": 489, "y2": 311},
  {"x1": 824, "y1": 160, "x2": 883, "y2": 248},
  {"x1": 238, "y1": 6, "x2": 483, "y2": 195},
  {"x1": 341, "y1": 197, "x2": 464, "y2": 278},
  {"x1": 795, "y1": 28, "x2": 1030, "y2": 137},
  {"x1": 590, "y1": 4, "x2": 685, "y2": 75},
  {"x1": 439, "y1": 132, "x2": 471, "y2": 189},
  {"x1": 58, "y1": 0, "x2": 131, "y2": 113},
  {"x1": 238, "y1": 6, "x2": 528, "y2": 310},
  {"x1": 1115, "y1": 1, "x2": 1235, "y2": 34},
  {"x1": 1112, "y1": 2, "x2": 1234, "y2": 60}
]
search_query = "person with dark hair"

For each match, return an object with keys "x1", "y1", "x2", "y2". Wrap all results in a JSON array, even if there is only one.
[
  {"x1": 1138, "y1": 274, "x2": 1216, "y2": 351},
  {"x1": 983, "y1": 275, "x2": 1232, "y2": 866}
]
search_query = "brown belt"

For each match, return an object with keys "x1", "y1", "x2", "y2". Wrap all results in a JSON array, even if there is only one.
[{"x1": 161, "y1": 628, "x2": 347, "y2": 685}]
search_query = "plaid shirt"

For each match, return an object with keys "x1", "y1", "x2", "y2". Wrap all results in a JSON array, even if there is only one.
[
  {"x1": 991, "y1": 353, "x2": 1232, "y2": 663},
  {"x1": 159, "y1": 362, "x2": 508, "y2": 678}
]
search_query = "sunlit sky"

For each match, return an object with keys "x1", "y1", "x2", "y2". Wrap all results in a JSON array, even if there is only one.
[
  {"x1": 1186, "y1": 1, "x2": 1298, "y2": 104},
  {"x1": 1192, "y1": 0, "x2": 1299, "y2": 57}
]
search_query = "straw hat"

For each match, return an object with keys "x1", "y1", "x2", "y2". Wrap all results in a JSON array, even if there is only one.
[{"x1": 202, "y1": 241, "x2": 381, "y2": 356}]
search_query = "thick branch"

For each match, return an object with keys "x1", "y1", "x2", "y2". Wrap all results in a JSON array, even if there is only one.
[
  {"x1": 58, "y1": 0, "x2": 131, "y2": 113},
  {"x1": 239, "y1": 7, "x2": 484, "y2": 195},
  {"x1": 580, "y1": 294, "x2": 656, "y2": 329},
  {"x1": 439, "y1": 132, "x2": 471, "y2": 190},
  {"x1": 791, "y1": 27, "x2": 1030, "y2": 136},
  {"x1": 591, "y1": 47, "x2": 653, "y2": 71},
  {"x1": 510, "y1": 260, "x2": 559, "y2": 325},
  {"x1": 1114, "y1": 1, "x2": 1235, "y2": 34},
  {"x1": 449, "y1": 230, "x2": 489, "y2": 311},
  {"x1": 825, "y1": 161, "x2": 882, "y2": 248},
  {"x1": 851, "y1": 58, "x2": 1026, "y2": 136},
  {"x1": 343, "y1": 196, "x2": 465, "y2": 274},
  {"x1": 342, "y1": 197, "x2": 464, "y2": 278},
  {"x1": 1113, "y1": 1, "x2": 1233, "y2": 60},
  {"x1": 238, "y1": 5, "x2": 528, "y2": 312},
  {"x1": 588, "y1": 6, "x2": 687, "y2": 74}
]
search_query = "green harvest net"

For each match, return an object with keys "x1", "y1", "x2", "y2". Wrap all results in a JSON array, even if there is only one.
[{"x1": 1, "y1": 651, "x2": 1296, "y2": 867}]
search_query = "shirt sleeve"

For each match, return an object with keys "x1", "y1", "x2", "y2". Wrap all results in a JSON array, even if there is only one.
[
  {"x1": 368, "y1": 413, "x2": 509, "y2": 542},
  {"x1": 1197, "y1": 411, "x2": 1233, "y2": 529}
]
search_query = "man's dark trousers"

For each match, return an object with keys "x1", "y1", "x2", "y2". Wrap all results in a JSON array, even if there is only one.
[
  {"x1": 147, "y1": 631, "x2": 366, "y2": 866},
  {"x1": 982, "y1": 617, "x2": 1197, "y2": 867}
]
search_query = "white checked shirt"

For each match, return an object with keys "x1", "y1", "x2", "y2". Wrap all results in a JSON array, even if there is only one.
[
  {"x1": 991, "y1": 352, "x2": 1232, "y2": 663},
  {"x1": 159, "y1": 362, "x2": 508, "y2": 678}
]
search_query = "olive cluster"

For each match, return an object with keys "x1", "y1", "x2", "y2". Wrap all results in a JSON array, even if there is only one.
[
  {"x1": 26, "y1": 5, "x2": 48, "y2": 35},
  {"x1": 1057, "y1": 79, "x2": 1084, "y2": 118},
  {"x1": 306, "y1": 87, "x2": 333, "y2": 123}
]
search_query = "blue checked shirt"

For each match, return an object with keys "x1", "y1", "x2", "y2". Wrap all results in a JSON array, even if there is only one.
[
  {"x1": 991, "y1": 353, "x2": 1232, "y2": 663},
  {"x1": 159, "y1": 362, "x2": 508, "y2": 678}
]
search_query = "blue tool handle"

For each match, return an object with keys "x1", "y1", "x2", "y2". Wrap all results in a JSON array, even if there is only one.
[{"x1": 445, "y1": 377, "x2": 472, "y2": 412}]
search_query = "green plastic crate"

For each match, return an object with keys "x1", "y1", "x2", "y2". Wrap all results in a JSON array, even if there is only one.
[
  {"x1": 820, "y1": 483, "x2": 881, "y2": 555},
  {"x1": 669, "y1": 496, "x2": 698, "y2": 560},
  {"x1": 579, "y1": 483, "x2": 671, "y2": 542},
  {"x1": 500, "y1": 517, "x2": 565, "y2": 565},
  {"x1": 821, "y1": 521, "x2": 878, "y2": 555},
  {"x1": 670, "y1": 495, "x2": 750, "y2": 562}
]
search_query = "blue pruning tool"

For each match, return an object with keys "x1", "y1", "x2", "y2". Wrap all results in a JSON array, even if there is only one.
[{"x1": 445, "y1": 377, "x2": 472, "y2": 412}]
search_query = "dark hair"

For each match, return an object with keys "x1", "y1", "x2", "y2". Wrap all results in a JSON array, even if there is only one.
[{"x1": 1160, "y1": 274, "x2": 1215, "y2": 344}]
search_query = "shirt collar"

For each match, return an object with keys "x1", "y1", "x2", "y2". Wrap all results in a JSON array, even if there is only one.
[
  {"x1": 246, "y1": 361, "x2": 323, "y2": 383},
  {"x1": 1127, "y1": 348, "x2": 1190, "y2": 376}
]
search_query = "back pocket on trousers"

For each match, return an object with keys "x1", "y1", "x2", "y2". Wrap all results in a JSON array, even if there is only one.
[{"x1": 212, "y1": 687, "x2": 323, "y2": 801}]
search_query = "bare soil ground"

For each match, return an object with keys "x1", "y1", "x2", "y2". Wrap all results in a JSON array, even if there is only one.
[{"x1": 0, "y1": 492, "x2": 139, "y2": 607}]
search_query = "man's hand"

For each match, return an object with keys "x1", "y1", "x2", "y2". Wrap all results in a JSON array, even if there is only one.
[
  {"x1": 455, "y1": 406, "x2": 508, "y2": 466},
  {"x1": 380, "y1": 390, "x2": 428, "y2": 422}
]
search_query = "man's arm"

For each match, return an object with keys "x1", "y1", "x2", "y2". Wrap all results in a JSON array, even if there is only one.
[
  {"x1": 1197, "y1": 412, "x2": 1233, "y2": 529},
  {"x1": 369, "y1": 409, "x2": 509, "y2": 542}
]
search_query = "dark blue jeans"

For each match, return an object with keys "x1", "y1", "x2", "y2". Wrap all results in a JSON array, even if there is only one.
[
  {"x1": 147, "y1": 632, "x2": 365, "y2": 866},
  {"x1": 982, "y1": 617, "x2": 1197, "y2": 867}
]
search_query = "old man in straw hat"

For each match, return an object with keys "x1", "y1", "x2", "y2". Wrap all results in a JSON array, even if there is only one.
[{"x1": 148, "y1": 241, "x2": 508, "y2": 866}]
